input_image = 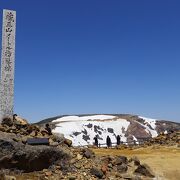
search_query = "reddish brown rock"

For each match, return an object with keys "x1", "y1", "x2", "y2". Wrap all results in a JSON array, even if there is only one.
[{"x1": 101, "y1": 164, "x2": 108, "y2": 174}]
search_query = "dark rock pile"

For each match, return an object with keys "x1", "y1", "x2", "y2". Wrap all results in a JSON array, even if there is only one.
[
  {"x1": 0, "y1": 117, "x2": 156, "y2": 179},
  {"x1": 144, "y1": 130, "x2": 180, "y2": 146},
  {"x1": 0, "y1": 116, "x2": 57, "y2": 138}
]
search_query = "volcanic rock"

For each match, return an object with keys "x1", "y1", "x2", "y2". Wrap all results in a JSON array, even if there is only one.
[
  {"x1": 1, "y1": 117, "x2": 14, "y2": 127},
  {"x1": 112, "y1": 156, "x2": 128, "y2": 165},
  {"x1": 101, "y1": 164, "x2": 108, "y2": 174},
  {"x1": 0, "y1": 143, "x2": 70, "y2": 172},
  {"x1": 64, "y1": 138, "x2": 72, "y2": 147},
  {"x1": 14, "y1": 116, "x2": 28, "y2": 126},
  {"x1": 117, "y1": 163, "x2": 128, "y2": 173},
  {"x1": 134, "y1": 164, "x2": 155, "y2": 178},
  {"x1": 77, "y1": 154, "x2": 83, "y2": 160},
  {"x1": 129, "y1": 156, "x2": 140, "y2": 166},
  {"x1": 0, "y1": 139, "x2": 14, "y2": 152},
  {"x1": 83, "y1": 148, "x2": 95, "y2": 159},
  {"x1": 90, "y1": 167, "x2": 104, "y2": 178}
]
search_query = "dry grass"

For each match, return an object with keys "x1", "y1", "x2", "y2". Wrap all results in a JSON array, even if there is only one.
[{"x1": 92, "y1": 145, "x2": 180, "y2": 180}]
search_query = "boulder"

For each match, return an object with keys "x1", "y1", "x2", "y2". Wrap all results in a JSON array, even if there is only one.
[
  {"x1": 129, "y1": 156, "x2": 140, "y2": 166},
  {"x1": 101, "y1": 164, "x2": 108, "y2": 174},
  {"x1": 0, "y1": 124, "x2": 5, "y2": 132},
  {"x1": 1, "y1": 117, "x2": 13, "y2": 127},
  {"x1": 83, "y1": 148, "x2": 94, "y2": 159},
  {"x1": 77, "y1": 154, "x2": 83, "y2": 160},
  {"x1": 0, "y1": 145, "x2": 70, "y2": 172},
  {"x1": 118, "y1": 156, "x2": 128, "y2": 164},
  {"x1": 134, "y1": 164, "x2": 155, "y2": 178},
  {"x1": 14, "y1": 116, "x2": 28, "y2": 126},
  {"x1": 101, "y1": 156, "x2": 113, "y2": 165},
  {"x1": 64, "y1": 138, "x2": 72, "y2": 147},
  {"x1": 40, "y1": 130, "x2": 50, "y2": 136},
  {"x1": 90, "y1": 167, "x2": 104, "y2": 179},
  {"x1": 0, "y1": 139, "x2": 15, "y2": 152},
  {"x1": 44, "y1": 170, "x2": 52, "y2": 176},
  {"x1": 0, "y1": 155, "x2": 14, "y2": 169},
  {"x1": 112, "y1": 156, "x2": 128, "y2": 165},
  {"x1": 52, "y1": 133, "x2": 65, "y2": 143},
  {"x1": 0, "y1": 131, "x2": 22, "y2": 144},
  {"x1": 117, "y1": 163, "x2": 128, "y2": 173},
  {"x1": 50, "y1": 142, "x2": 59, "y2": 147}
]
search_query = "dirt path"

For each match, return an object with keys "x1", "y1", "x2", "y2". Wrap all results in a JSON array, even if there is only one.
[{"x1": 92, "y1": 146, "x2": 180, "y2": 180}]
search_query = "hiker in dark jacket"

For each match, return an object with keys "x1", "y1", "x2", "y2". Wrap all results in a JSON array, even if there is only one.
[
  {"x1": 106, "y1": 135, "x2": 112, "y2": 148},
  {"x1": 116, "y1": 135, "x2": 121, "y2": 145},
  {"x1": 94, "y1": 136, "x2": 98, "y2": 147}
]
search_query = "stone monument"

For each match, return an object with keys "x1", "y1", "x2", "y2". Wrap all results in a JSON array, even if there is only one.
[{"x1": 0, "y1": 9, "x2": 16, "y2": 122}]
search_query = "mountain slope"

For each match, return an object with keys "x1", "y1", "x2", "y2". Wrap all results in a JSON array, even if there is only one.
[{"x1": 37, "y1": 114, "x2": 180, "y2": 146}]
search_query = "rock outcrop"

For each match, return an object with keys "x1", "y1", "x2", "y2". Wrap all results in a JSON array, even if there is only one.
[{"x1": 145, "y1": 130, "x2": 180, "y2": 146}]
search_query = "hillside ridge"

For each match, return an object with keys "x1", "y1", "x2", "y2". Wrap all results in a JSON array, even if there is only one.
[{"x1": 37, "y1": 114, "x2": 180, "y2": 146}]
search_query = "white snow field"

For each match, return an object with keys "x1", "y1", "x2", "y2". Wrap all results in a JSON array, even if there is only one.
[
  {"x1": 52, "y1": 115, "x2": 130, "y2": 146},
  {"x1": 52, "y1": 115, "x2": 159, "y2": 146},
  {"x1": 52, "y1": 115, "x2": 116, "y2": 123}
]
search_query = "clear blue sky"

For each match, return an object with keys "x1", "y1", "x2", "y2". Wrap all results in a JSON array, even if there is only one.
[{"x1": 0, "y1": 0, "x2": 180, "y2": 122}]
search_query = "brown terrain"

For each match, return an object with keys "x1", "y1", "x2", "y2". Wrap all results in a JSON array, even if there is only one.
[{"x1": 93, "y1": 146, "x2": 180, "y2": 180}]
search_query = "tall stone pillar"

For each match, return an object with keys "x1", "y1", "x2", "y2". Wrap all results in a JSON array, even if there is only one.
[{"x1": 0, "y1": 9, "x2": 16, "y2": 122}]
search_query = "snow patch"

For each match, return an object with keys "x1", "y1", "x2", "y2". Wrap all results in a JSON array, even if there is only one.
[
  {"x1": 53, "y1": 115, "x2": 116, "y2": 123},
  {"x1": 52, "y1": 117, "x2": 130, "y2": 146},
  {"x1": 132, "y1": 136, "x2": 139, "y2": 145},
  {"x1": 139, "y1": 116, "x2": 158, "y2": 137}
]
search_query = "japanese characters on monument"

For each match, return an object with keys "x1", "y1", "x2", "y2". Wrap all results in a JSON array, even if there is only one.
[{"x1": 0, "y1": 10, "x2": 16, "y2": 122}]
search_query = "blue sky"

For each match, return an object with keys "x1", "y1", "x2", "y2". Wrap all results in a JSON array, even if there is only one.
[{"x1": 0, "y1": 0, "x2": 180, "y2": 122}]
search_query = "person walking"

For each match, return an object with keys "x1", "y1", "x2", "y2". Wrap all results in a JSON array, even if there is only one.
[
  {"x1": 117, "y1": 135, "x2": 121, "y2": 145},
  {"x1": 94, "y1": 136, "x2": 98, "y2": 147},
  {"x1": 106, "y1": 135, "x2": 112, "y2": 148}
]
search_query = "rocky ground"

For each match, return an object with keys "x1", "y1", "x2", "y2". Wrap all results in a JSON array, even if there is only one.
[
  {"x1": 0, "y1": 116, "x2": 179, "y2": 180},
  {"x1": 93, "y1": 145, "x2": 180, "y2": 180}
]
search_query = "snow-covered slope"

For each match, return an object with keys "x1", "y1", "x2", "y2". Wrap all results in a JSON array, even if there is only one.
[
  {"x1": 53, "y1": 115, "x2": 116, "y2": 122},
  {"x1": 52, "y1": 115, "x2": 130, "y2": 146},
  {"x1": 37, "y1": 114, "x2": 180, "y2": 146},
  {"x1": 50, "y1": 114, "x2": 161, "y2": 146},
  {"x1": 137, "y1": 116, "x2": 158, "y2": 137}
]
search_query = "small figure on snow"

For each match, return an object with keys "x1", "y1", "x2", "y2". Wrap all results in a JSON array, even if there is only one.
[
  {"x1": 116, "y1": 135, "x2": 121, "y2": 145},
  {"x1": 94, "y1": 136, "x2": 98, "y2": 147},
  {"x1": 106, "y1": 135, "x2": 112, "y2": 148}
]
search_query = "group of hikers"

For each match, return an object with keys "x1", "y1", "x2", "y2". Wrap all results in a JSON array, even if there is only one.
[{"x1": 93, "y1": 135, "x2": 121, "y2": 148}]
